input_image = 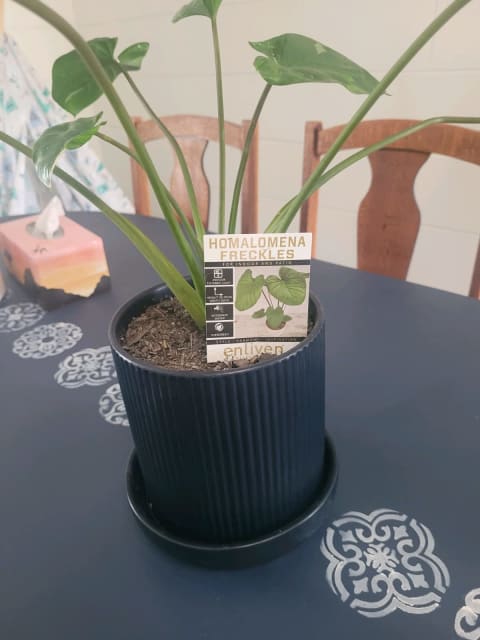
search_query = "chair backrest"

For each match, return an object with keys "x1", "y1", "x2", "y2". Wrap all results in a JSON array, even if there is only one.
[
  {"x1": 300, "y1": 119, "x2": 480, "y2": 299},
  {"x1": 130, "y1": 114, "x2": 259, "y2": 234}
]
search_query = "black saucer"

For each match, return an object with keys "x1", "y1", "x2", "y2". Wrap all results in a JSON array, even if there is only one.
[{"x1": 126, "y1": 434, "x2": 338, "y2": 569}]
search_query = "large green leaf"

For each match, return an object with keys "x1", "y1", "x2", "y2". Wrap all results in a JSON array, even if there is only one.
[
  {"x1": 118, "y1": 42, "x2": 150, "y2": 71},
  {"x1": 173, "y1": 0, "x2": 223, "y2": 22},
  {"x1": 52, "y1": 38, "x2": 120, "y2": 115},
  {"x1": 52, "y1": 37, "x2": 149, "y2": 115},
  {"x1": 235, "y1": 269, "x2": 265, "y2": 311},
  {"x1": 265, "y1": 267, "x2": 307, "y2": 306},
  {"x1": 250, "y1": 33, "x2": 379, "y2": 94},
  {"x1": 33, "y1": 113, "x2": 105, "y2": 187},
  {"x1": 266, "y1": 306, "x2": 285, "y2": 330}
]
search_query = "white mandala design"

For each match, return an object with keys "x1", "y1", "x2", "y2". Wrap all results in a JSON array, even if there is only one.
[
  {"x1": 12, "y1": 322, "x2": 83, "y2": 359},
  {"x1": 54, "y1": 346, "x2": 116, "y2": 388},
  {"x1": 455, "y1": 589, "x2": 480, "y2": 639},
  {"x1": 0, "y1": 303, "x2": 45, "y2": 333},
  {"x1": 99, "y1": 384, "x2": 129, "y2": 427},
  {"x1": 320, "y1": 508, "x2": 450, "y2": 618}
]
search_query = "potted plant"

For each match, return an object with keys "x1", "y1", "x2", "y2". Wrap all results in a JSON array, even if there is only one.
[{"x1": 2, "y1": 0, "x2": 478, "y2": 566}]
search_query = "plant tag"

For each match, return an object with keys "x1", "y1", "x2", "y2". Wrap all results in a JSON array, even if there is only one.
[{"x1": 204, "y1": 233, "x2": 312, "y2": 363}]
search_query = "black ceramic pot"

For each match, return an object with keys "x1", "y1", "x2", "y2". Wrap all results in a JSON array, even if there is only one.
[{"x1": 109, "y1": 283, "x2": 327, "y2": 546}]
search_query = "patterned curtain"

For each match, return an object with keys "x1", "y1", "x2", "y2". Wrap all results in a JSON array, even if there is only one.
[{"x1": 0, "y1": 34, "x2": 134, "y2": 217}]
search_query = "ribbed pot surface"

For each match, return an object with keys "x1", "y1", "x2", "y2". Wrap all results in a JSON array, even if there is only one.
[{"x1": 110, "y1": 284, "x2": 326, "y2": 544}]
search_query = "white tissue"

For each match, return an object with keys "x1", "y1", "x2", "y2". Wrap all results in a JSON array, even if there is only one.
[{"x1": 33, "y1": 196, "x2": 65, "y2": 239}]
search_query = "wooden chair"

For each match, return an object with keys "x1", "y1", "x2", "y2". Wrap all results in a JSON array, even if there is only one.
[
  {"x1": 130, "y1": 115, "x2": 259, "y2": 233},
  {"x1": 301, "y1": 119, "x2": 480, "y2": 298}
]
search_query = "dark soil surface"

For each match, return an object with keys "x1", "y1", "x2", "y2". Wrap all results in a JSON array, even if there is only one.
[{"x1": 120, "y1": 297, "x2": 277, "y2": 371}]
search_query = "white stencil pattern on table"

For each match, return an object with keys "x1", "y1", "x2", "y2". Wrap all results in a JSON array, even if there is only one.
[
  {"x1": 455, "y1": 589, "x2": 480, "y2": 639},
  {"x1": 320, "y1": 508, "x2": 450, "y2": 618},
  {"x1": 0, "y1": 303, "x2": 45, "y2": 333},
  {"x1": 12, "y1": 322, "x2": 82, "y2": 359},
  {"x1": 99, "y1": 384, "x2": 129, "y2": 427},
  {"x1": 54, "y1": 346, "x2": 116, "y2": 388}
]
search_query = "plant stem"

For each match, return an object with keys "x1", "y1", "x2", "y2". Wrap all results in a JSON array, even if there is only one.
[
  {"x1": 261, "y1": 289, "x2": 271, "y2": 309},
  {"x1": 122, "y1": 70, "x2": 205, "y2": 243},
  {"x1": 228, "y1": 83, "x2": 272, "y2": 233},
  {"x1": 211, "y1": 17, "x2": 226, "y2": 233},
  {"x1": 165, "y1": 198, "x2": 205, "y2": 267},
  {"x1": 95, "y1": 131, "x2": 140, "y2": 162},
  {"x1": 12, "y1": 0, "x2": 205, "y2": 303},
  {"x1": 276, "y1": 0, "x2": 473, "y2": 226},
  {"x1": 0, "y1": 130, "x2": 206, "y2": 326},
  {"x1": 95, "y1": 131, "x2": 199, "y2": 253},
  {"x1": 266, "y1": 115, "x2": 480, "y2": 232},
  {"x1": 95, "y1": 131, "x2": 204, "y2": 263}
]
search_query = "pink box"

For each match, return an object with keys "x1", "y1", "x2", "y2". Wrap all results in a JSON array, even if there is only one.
[
  {"x1": 0, "y1": 270, "x2": 6, "y2": 302},
  {"x1": 0, "y1": 215, "x2": 110, "y2": 309}
]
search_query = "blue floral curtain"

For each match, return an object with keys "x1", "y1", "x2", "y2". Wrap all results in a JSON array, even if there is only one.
[{"x1": 0, "y1": 34, "x2": 134, "y2": 217}]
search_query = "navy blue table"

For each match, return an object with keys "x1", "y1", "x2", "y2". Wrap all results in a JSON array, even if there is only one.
[{"x1": 1, "y1": 212, "x2": 479, "y2": 639}]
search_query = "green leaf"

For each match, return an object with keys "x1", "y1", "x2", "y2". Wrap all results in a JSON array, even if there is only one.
[
  {"x1": 52, "y1": 38, "x2": 120, "y2": 115},
  {"x1": 52, "y1": 37, "x2": 149, "y2": 115},
  {"x1": 265, "y1": 267, "x2": 307, "y2": 306},
  {"x1": 250, "y1": 33, "x2": 379, "y2": 94},
  {"x1": 252, "y1": 308, "x2": 266, "y2": 318},
  {"x1": 235, "y1": 269, "x2": 265, "y2": 311},
  {"x1": 204, "y1": 0, "x2": 223, "y2": 15},
  {"x1": 33, "y1": 113, "x2": 105, "y2": 187},
  {"x1": 283, "y1": 315, "x2": 292, "y2": 322},
  {"x1": 266, "y1": 307, "x2": 285, "y2": 330},
  {"x1": 118, "y1": 42, "x2": 150, "y2": 71},
  {"x1": 173, "y1": 0, "x2": 222, "y2": 21}
]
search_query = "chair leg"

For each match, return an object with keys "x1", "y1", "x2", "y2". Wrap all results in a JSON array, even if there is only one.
[
  {"x1": 469, "y1": 240, "x2": 480, "y2": 299},
  {"x1": 130, "y1": 117, "x2": 152, "y2": 217}
]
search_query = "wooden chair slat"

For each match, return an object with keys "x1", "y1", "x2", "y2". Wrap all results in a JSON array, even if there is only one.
[
  {"x1": 130, "y1": 114, "x2": 258, "y2": 233},
  {"x1": 301, "y1": 119, "x2": 480, "y2": 298}
]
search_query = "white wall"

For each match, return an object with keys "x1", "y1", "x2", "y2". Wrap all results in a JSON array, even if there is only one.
[
  {"x1": 6, "y1": 0, "x2": 76, "y2": 84},
  {"x1": 68, "y1": 0, "x2": 480, "y2": 295}
]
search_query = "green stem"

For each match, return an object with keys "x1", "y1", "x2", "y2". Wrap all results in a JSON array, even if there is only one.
[
  {"x1": 228, "y1": 83, "x2": 272, "y2": 233},
  {"x1": 0, "y1": 130, "x2": 205, "y2": 326},
  {"x1": 165, "y1": 195, "x2": 205, "y2": 268},
  {"x1": 278, "y1": 0, "x2": 472, "y2": 225},
  {"x1": 122, "y1": 70, "x2": 205, "y2": 243},
  {"x1": 12, "y1": 0, "x2": 204, "y2": 302},
  {"x1": 211, "y1": 17, "x2": 226, "y2": 233},
  {"x1": 95, "y1": 131, "x2": 204, "y2": 264},
  {"x1": 261, "y1": 288, "x2": 271, "y2": 309},
  {"x1": 95, "y1": 131, "x2": 140, "y2": 162},
  {"x1": 267, "y1": 115, "x2": 480, "y2": 232}
]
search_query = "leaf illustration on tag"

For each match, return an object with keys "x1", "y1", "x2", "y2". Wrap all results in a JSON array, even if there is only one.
[{"x1": 235, "y1": 269, "x2": 265, "y2": 311}]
